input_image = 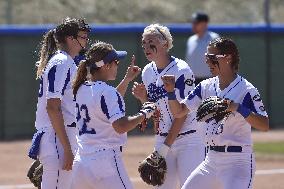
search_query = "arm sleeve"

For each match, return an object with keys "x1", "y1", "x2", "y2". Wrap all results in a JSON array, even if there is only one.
[
  {"x1": 241, "y1": 88, "x2": 268, "y2": 117},
  {"x1": 175, "y1": 68, "x2": 195, "y2": 102},
  {"x1": 181, "y1": 83, "x2": 203, "y2": 112},
  {"x1": 46, "y1": 59, "x2": 70, "y2": 100},
  {"x1": 101, "y1": 88, "x2": 126, "y2": 123}
]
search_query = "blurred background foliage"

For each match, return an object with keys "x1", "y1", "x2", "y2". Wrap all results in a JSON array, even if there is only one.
[{"x1": 0, "y1": 0, "x2": 283, "y2": 24}]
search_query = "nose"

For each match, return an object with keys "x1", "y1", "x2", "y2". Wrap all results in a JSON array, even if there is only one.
[{"x1": 142, "y1": 43, "x2": 151, "y2": 50}]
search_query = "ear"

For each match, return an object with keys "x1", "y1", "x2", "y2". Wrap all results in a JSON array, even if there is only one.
[{"x1": 226, "y1": 54, "x2": 233, "y2": 64}]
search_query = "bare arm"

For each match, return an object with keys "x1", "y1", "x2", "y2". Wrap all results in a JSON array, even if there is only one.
[
  {"x1": 168, "y1": 100, "x2": 189, "y2": 118},
  {"x1": 46, "y1": 98, "x2": 73, "y2": 170},
  {"x1": 246, "y1": 113, "x2": 269, "y2": 131},
  {"x1": 116, "y1": 78, "x2": 131, "y2": 97},
  {"x1": 164, "y1": 115, "x2": 187, "y2": 146},
  {"x1": 228, "y1": 102, "x2": 269, "y2": 132},
  {"x1": 161, "y1": 75, "x2": 190, "y2": 118},
  {"x1": 117, "y1": 55, "x2": 141, "y2": 97},
  {"x1": 112, "y1": 113, "x2": 146, "y2": 134}
]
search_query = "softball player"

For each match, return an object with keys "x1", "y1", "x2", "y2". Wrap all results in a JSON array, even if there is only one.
[
  {"x1": 132, "y1": 24, "x2": 204, "y2": 188},
  {"x1": 28, "y1": 18, "x2": 90, "y2": 189},
  {"x1": 70, "y1": 41, "x2": 156, "y2": 189},
  {"x1": 161, "y1": 37, "x2": 269, "y2": 189}
]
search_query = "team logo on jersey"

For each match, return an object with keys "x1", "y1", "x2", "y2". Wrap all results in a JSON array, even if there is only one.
[
  {"x1": 147, "y1": 83, "x2": 167, "y2": 102},
  {"x1": 185, "y1": 79, "x2": 194, "y2": 86},
  {"x1": 253, "y1": 94, "x2": 261, "y2": 102},
  {"x1": 259, "y1": 106, "x2": 265, "y2": 111}
]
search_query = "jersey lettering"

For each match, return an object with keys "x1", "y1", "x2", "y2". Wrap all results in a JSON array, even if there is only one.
[{"x1": 76, "y1": 103, "x2": 96, "y2": 135}]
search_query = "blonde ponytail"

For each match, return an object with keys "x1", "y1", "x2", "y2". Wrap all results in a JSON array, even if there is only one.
[{"x1": 36, "y1": 29, "x2": 57, "y2": 79}]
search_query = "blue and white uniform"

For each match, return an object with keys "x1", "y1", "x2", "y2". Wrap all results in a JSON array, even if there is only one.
[
  {"x1": 181, "y1": 75, "x2": 268, "y2": 189},
  {"x1": 29, "y1": 50, "x2": 78, "y2": 189},
  {"x1": 142, "y1": 57, "x2": 204, "y2": 188},
  {"x1": 71, "y1": 81, "x2": 133, "y2": 189}
]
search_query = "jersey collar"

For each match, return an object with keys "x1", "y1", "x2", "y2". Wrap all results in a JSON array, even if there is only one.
[{"x1": 215, "y1": 74, "x2": 242, "y2": 98}]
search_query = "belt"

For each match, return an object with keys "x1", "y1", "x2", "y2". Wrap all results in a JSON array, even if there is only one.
[
  {"x1": 158, "y1": 130, "x2": 196, "y2": 137},
  {"x1": 209, "y1": 145, "x2": 242, "y2": 153},
  {"x1": 93, "y1": 146, "x2": 123, "y2": 153}
]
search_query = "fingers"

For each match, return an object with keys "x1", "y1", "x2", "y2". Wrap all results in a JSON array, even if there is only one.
[
  {"x1": 63, "y1": 162, "x2": 73, "y2": 171},
  {"x1": 131, "y1": 55, "x2": 135, "y2": 67},
  {"x1": 161, "y1": 75, "x2": 175, "y2": 83}
]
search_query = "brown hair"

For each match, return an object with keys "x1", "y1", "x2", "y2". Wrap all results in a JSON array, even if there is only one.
[
  {"x1": 72, "y1": 41, "x2": 113, "y2": 96},
  {"x1": 36, "y1": 17, "x2": 90, "y2": 79},
  {"x1": 208, "y1": 37, "x2": 240, "y2": 71}
]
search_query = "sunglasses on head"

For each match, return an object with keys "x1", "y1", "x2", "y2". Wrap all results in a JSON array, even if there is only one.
[{"x1": 205, "y1": 53, "x2": 226, "y2": 62}]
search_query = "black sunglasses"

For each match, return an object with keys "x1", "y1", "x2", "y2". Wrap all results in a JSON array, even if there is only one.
[{"x1": 205, "y1": 53, "x2": 226, "y2": 62}]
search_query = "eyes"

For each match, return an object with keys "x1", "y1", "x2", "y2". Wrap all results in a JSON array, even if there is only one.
[{"x1": 142, "y1": 39, "x2": 153, "y2": 48}]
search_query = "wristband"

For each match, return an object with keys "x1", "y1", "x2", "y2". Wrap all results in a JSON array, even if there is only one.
[
  {"x1": 237, "y1": 104, "x2": 251, "y2": 118},
  {"x1": 167, "y1": 91, "x2": 176, "y2": 100},
  {"x1": 157, "y1": 143, "x2": 170, "y2": 158}
]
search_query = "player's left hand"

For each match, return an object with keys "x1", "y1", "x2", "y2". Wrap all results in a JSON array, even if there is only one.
[{"x1": 124, "y1": 55, "x2": 141, "y2": 82}]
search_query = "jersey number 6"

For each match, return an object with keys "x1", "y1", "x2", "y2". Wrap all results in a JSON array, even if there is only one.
[{"x1": 76, "y1": 103, "x2": 96, "y2": 135}]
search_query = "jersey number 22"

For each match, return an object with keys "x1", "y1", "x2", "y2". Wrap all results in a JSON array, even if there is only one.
[{"x1": 76, "y1": 103, "x2": 96, "y2": 135}]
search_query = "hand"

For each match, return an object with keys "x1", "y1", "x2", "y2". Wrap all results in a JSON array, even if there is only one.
[
  {"x1": 153, "y1": 109, "x2": 161, "y2": 133},
  {"x1": 132, "y1": 82, "x2": 148, "y2": 102},
  {"x1": 124, "y1": 55, "x2": 141, "y2": 82},
  {"x1": 226, "y1": 100, "x2": 239, "y2": 112},
  {"x1": 63, "y1": 148, "x2": 74, "y2": 171},
  {"x1": 139, "y1": 102, "x2": 157, "y2": 119},
  {"x1": 161, "y1": 75, "x2": 175, "y2": 92}
]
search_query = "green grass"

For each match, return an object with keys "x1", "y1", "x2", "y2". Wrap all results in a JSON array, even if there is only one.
[{"x1": 254, "y1": 142, "x2": 284, "y2": 154}]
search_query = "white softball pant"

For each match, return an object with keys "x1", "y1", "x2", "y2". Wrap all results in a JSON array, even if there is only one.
[
  {"x1": 181, "y1": 151, "x2": 256, "y2": 189},
  {"x1": 154, "y1": 136, "x2": 205, "y2": 189},
  {"x1": 71, "y1": 147, "x2": 133, "y2": 189},
  {"x1": 39, "y1": 128, "x2": 78, "y2": 189}
]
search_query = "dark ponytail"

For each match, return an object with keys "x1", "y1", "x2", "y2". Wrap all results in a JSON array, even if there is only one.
[
  {"x1": 36, "y1": 17, "x2": 91, "y2": 79},
  {"x1": 73, "y1": 60, "x2": 88, "y2": 96},
  {"x1": 36, "y1": 29, "x2": 57, "y2": 79},
  {"x1": 209, "y1": 37, "x2": 240, "y2": 72},
  {"x1": 72, "y1": 41, "x2": 113, "y2": 96}
]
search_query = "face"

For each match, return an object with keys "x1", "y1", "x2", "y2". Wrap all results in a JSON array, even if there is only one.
[
  {"x1": 66, "y1": 31, "x2": 89, "y2": 54},
  {"x1": 205, "y1": 46, "x2": 228, "y2": 76},
  {"x1": 192, "y1": 21, "x2": 207, "y2": 34},
  {"x1": 106, "y1": 59, "x2": 119, "y2": 80},
  {"x1": 76, "y1": 31, "x2": 89, "y2": 48},
  {"x1": 142, "y1": 33, "x2": 167, "y2": 61}
]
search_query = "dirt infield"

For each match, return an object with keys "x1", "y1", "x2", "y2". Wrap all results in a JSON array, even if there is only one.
[{"x1": 0, "y1": 130, "x2": 283, "y2": 189}]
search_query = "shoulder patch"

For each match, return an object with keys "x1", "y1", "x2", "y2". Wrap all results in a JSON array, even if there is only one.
[
  {"x1": 185, "y1": 79, "x2": 194, "y2": 86},
  {"x1": 252, "y1": 94, "x2": 261, "y2": 102},
  {"x1": 259, "y1": 106, "x2": 265, "y2": 111}
]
